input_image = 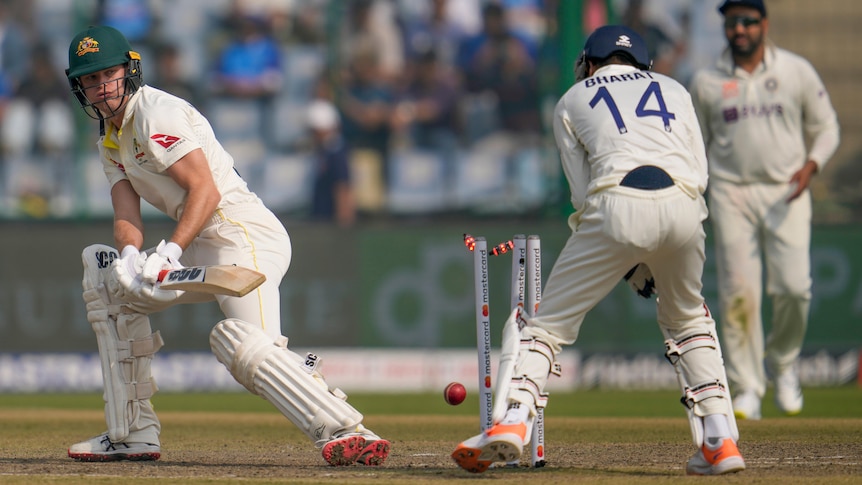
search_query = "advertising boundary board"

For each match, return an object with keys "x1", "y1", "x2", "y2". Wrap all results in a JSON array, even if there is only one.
[{"x1": 0, "y1": 220, "x2": 860, "y2": 354}]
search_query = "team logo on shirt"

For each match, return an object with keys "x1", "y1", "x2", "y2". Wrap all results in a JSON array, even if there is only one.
[
  {"x1": 721, "y1": 81, "x2": 738, "y2": 99},
  {"x1": 151, "y1": 133, "x2": 181, "y2": 149},
  {"x1": 133, "y1": 138, "x2": 146, "y2": 163}
]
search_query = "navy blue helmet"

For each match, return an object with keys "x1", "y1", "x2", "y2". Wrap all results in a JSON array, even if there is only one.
[{"x1": 583, "y1": 25, "x2": 652, "y2": 70}]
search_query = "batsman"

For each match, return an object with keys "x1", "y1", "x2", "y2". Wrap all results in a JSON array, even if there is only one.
[
  {"x1": 64, "y1": 25, "x2": 390, "y2": 466},
  {"x1": 452, "y1": 25, "x2": 745, "y2": 475}
]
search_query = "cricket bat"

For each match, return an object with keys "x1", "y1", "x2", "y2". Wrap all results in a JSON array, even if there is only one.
[{"x1": 157, "y1": 265, "x2": 266, "y2": 297}]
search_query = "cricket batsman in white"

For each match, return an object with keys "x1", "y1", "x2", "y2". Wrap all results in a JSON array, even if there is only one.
[
  {"x1": 452, "y1": 25, "x2": 745, "y2": 475},
  {"x1": 64, "y1": 25, "x2": 389, "y2": 466}
]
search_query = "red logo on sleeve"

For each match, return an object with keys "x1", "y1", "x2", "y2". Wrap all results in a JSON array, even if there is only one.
[{"x1": 150, "y1": 134, "x2": 181, "y2": 148}]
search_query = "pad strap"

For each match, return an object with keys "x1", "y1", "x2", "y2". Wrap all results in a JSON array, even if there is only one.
[
  {"x1": 519, "y1": 339, "x2": 561, "y2": 376},
  {"x1": 118, "y1": 332, "x2": 164, "y2": 361},
  {"x1": 681, "y1": 379, "x2": 727, "y2": 409},
  {"x1": 126, "y1": 380, "x2": 158, "y2": 400},
  {"x1": 664, "y1": 333, "x2": 716, "y2": 365},
  {"x1": 511, "y1": 376, "x2": 549, "y2": 409}
]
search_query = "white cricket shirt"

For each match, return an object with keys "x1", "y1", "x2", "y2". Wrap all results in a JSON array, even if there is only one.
[
  {"x1": 97, "y1": 85, "x2": 260, "y2": 221},
  {"x1": 689, "y1": 42, "x2": 840, "y2": 184},
  {"x1": 553, "y1": 64, "x2": 708, "y2": 213}
]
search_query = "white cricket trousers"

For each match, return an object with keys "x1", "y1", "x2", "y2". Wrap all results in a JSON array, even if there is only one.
[
  {"x1": 522, "y1": 185, "x2": 723, "y2": 417},
  {"x1": 707, "y1": 180, "x2": 812, "y2": 398},
  {"x1": 174, "y1": 203, "x2": 292, "y2": 341}
]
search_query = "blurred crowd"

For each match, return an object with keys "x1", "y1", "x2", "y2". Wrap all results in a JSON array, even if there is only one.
[{"x1": 0, "y1": 0, "x2": 725, "y2": 223}]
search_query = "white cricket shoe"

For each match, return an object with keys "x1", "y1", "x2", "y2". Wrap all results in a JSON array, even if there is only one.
[
  {"x1": 774, "y1": 367, "x2": 803, "y2": 415},
  {"x1": 68, "y1": 432, "x2": 160, "y2": 462},
  {"x1": 451, "y1": 421, "x2": 528, "y2": 473},
  {"x1": 732, "y1": 390, "x2": 761, "y2": 420}
]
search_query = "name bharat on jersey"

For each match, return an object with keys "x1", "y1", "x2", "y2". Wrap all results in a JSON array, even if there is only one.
[{"x1": 582, "y1": 70, "x2": 655, "y2": 88}]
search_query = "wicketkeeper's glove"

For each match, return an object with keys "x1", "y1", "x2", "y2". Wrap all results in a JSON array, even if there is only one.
[{"x1": 624, "y1": 263, "x2": 656, "y2": 299}]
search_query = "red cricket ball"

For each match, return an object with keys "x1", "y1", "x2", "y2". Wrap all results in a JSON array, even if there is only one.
[{"x1": 444, "y1": 382, "x2": 467, "y2": 406}]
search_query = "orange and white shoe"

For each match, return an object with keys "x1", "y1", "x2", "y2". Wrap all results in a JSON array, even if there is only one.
[
  {"x1": 451, "y1": 422, "x2": 528, "y2": 473},
  {"x1": 686, "y1": 437, "x2": 746, "y2": 475}
]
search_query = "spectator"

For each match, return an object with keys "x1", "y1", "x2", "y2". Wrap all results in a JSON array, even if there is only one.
[
  {"x1": 401, "y1": 0, "x2": 466, "y2": 70},
  {"x1": 616, "y1": 0, "x2": 726, "y2": 84},
  {"x1": 211, "y1": 14, "x2": 283, "y2": 150},
  {"x1": 0, "y1": 72, "x2": 12, "y2": 212},
  {"x1": 341, "y1": 0, "x2": 405, "y2": 84},
  {"x1": 338, "y1": 47, "x2": 395, "y2": 188},
  {"x1": 98, "y1": 0, "x2": 156, "y2": 44},
  {"x1": 457, "y1": 2, "x2": 541, "y2": 135},
  {"x1": 619, "y1": 0, "x2": 683, "y2": 76},
  {"x1": 391, "y1": 48, "x2": 459, "y2": 184},
  {"x1": 306, "y1": 99, "x2": 355, "y2": 227},
  {"x1": 0, "y1": 3, "x2": 31, "y2": 92},
  {"x1": 150, "y1": 43, "x2": 202, "y2": 110},
  {"x1": 211, "y1": 15, "x2": 283, "y2": 100},
  {"x1": 2, "y1": 43, "x2": 72, "y2": 158},
  {"x1": 228, "y1": 0, "x2": 294, "y2": 46},
  {"x1": 1, "y1": 43, "x2": 74, "y2": 216},
  {"x1": 500, "y1": 0, "x2": 547, "y2": 46}
]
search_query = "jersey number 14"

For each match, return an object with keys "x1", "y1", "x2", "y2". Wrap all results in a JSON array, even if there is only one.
[{"x1": 589, "y1": 81, "x2": 676, "y2": 134}]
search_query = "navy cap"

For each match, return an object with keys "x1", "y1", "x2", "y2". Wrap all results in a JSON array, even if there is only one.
[
  {"x1": 583, "y1": 25, "x2": 651, "y2": 70},
  {"x1": 718, "y1": 0, "x2": 767, "y2": 17}
]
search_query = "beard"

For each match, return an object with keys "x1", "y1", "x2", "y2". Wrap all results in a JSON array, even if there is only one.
[{"x1": 729, "y1": 31, "x2": 764, "y2": 59}]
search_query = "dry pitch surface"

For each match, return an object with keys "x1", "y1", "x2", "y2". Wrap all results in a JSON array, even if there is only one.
[{"x1": 0, "y1": 391, "x2": 859, "y2": 484}]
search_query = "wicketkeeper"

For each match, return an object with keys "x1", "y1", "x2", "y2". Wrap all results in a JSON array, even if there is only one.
[
  {"x1": 452, "y1": 25, "x2": 745, "y2": 476},
  {"x1": 64, "y1": 25, "x2": 389, "y2": 466}
]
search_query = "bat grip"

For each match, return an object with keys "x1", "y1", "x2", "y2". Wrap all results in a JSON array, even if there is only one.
[{"x1": 157, "y1": 269, "x2": 169, "y2": 282}]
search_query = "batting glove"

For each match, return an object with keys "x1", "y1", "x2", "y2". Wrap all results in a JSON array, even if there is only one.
[
  {"x1": 141, "y1": 240, "x2": 183, "y2": 284},
  {"x1": 112, "y1": 249, "x2": 183, "y2": 307},
  {"x1": 118, "y1": 245, "x2": 146, "y2": 280},
  {"x1": 624, "y1": 263, "x2": 656, "y2": 299}
]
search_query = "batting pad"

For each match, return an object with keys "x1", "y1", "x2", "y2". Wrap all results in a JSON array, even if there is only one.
[
  {"x1": 210, "y1": 319, "x2": 363, "y2": 446},
  {"x1": 662, "y1": 328, "x2": 739, "y2": 447},
  {"x1": 502, "y1": 332, "x2": 558, "y2": 417},
  {"x1": 82, "y1": 244, "x2": 163, "y2": 444},
  {"x1": 492, "y1": 307, "x2": 523, "y2": 423}
]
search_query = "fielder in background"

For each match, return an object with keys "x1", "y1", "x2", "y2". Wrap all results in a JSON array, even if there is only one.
[
  {"x1": 64, "y1": 25, "x2": 389, "y2": 466},
  {"x1": 689, "y1": 0, "x2": 840, "y2": 420},
  {"x1": 452, "y1": 25, "x2": 745, "y2": 476}
]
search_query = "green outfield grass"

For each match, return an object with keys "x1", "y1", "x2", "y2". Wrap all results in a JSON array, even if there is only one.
[
  {"x1": 2, "y1": 386, "x2": 860, "y2": 418},
  {"x1": 0, "y1": 387, "x2": 859, "y2": 484}
]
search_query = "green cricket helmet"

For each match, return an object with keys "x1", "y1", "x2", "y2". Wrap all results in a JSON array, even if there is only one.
[{"x1": 66, "y1": 25, "x2": 143, "y2": 121}]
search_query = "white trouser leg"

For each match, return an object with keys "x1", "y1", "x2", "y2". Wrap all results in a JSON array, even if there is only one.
[
  {"x1": 708, "y1": 182, "x2": 766, "y2": 398},
  {"x1": 763, "y1": 188, "x2": 812, "y2": 375}
]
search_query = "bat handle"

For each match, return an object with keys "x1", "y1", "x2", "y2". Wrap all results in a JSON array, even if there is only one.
[{"x1": 157, "y1": 269, "x2": 169, "y2": 282}]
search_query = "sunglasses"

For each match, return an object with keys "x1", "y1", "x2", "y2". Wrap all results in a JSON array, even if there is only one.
[{"x1": 724, "y1": 16, "x2": 762, "y2": 29}]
